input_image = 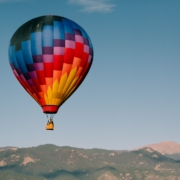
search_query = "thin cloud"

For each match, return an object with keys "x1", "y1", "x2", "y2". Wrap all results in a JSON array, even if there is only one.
[{"x1": 68, "y1": 0, "x2": 115, "y2": 13}]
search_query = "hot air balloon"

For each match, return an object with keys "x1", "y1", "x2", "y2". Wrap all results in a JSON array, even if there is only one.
[{"x1": 8, "y1": 15, "x2": 93, "y2": 130}]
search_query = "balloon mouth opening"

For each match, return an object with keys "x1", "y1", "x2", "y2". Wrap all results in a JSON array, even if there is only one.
[{"x1": 42, "y1": 105, "x2": 59, "y2": 114}]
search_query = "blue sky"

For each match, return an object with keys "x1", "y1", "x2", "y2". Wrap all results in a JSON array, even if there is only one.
[{"x1": 1, "y1": 0, "x2": 180, "y2": 150}]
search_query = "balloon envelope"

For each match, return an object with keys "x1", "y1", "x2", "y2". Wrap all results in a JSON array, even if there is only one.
[{"x1": 8, "y1": 15, "x2": 93, "y2": 114}]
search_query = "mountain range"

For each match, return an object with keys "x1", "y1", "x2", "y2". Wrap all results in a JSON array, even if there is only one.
[
  {"x1": 135, "y1": 141, "x2": 180, "y2": 154},
  {"x1": 1, "y1": 142, "x2": 180, "y2": 179},
  {"x1": 135, "y1": 141, "x2": 180, "y2": 161}
]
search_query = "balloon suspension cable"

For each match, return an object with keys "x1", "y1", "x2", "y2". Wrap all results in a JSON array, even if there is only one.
[
  {"x1": 46, "y1": 114, "x2": 48, "y2": 124},
  {"x1": 46, "y1": 113, "x2": 55, "y2": 123}
]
